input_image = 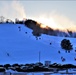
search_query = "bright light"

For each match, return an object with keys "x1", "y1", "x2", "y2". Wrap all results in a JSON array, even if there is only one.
[
  {"x1": 31, "y1": 16, "x2": 66, "y2": 31},
  {"x1": 38, "y1": 17, "x2": 61, "y2": 29},
  {"x1": 28, "y1": 14, "x2": 76, "y2": 32}
]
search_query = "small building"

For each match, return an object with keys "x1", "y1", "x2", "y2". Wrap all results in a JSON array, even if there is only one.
[{"x1": 45, "y1": 61, "x2": 51, "y2": 67}]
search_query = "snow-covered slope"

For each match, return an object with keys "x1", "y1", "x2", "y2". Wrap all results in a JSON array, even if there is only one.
[{"x1": 0, "y1": 23, "x2": 76, "y2": 65}]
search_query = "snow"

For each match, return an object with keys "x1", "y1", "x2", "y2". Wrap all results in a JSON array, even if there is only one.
[{"x1": 0, "y1": 23, "x2": 76, "y2": 65}]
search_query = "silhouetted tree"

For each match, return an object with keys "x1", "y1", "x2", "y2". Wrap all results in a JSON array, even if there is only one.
[
  {"x1": 12, "y1": 63, "x2": 20, "y2": 68},
  {"x1": 67, "y1": 30, "x2": 73, "y2": 37},
  {"x1": 0, "y1": 16, "x2": 5, "y2": 23},
  {"x1": 15, "y1": 18, "x2": 19, "y2": 24},
  {"x1": 61, "y1": 39, "x2": 73, "y2": 53},
  {"x1": 4, "y1": 64, "x2": 11, "y2": 69},
  {"x1": 0, "y1": 67, "x2": 5, "y2": 72}
]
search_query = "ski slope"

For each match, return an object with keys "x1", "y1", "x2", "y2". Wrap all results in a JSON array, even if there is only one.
[{"x1": 0, "y1": 23, "x2": 76, "y2": 65}]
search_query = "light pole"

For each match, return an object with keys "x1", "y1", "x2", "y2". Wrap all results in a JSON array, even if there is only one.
[{"x1": 39, "y1": 51, "x2": 41, "y2": 62}]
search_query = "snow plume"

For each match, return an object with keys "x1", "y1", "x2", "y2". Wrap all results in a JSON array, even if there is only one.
[
  {"x1": 12, "y1": 1, "x2": 26, "y2": 19},
  {"x1": 28, "y1": 12, "x2": 76, "y2": 33},
  {"x1": 0, "y1": 1, "x2": 26, "y2": 21}
]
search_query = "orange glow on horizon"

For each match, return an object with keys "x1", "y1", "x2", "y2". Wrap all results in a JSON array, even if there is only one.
[
  {"x1": 33, "y1": 16, "x2": 67, "y2": 32},
  {"x1": 27, "y1": 14, "x2": 76, "y2": 32}
]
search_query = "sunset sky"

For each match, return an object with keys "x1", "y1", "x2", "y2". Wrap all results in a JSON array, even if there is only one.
[
  {"x1": 0, "y1": 0, "x2": 76, "y2": 31},
  {"x1": 0, "y1": 0, "x2": 75, "y2": 20},
  {"x1": 21, "y1": 0, "x2": 76, "y2": 22}
]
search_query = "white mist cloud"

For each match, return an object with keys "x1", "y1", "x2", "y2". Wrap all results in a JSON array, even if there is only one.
[
  {"x1": 11, "y1": 1, "x2": 26, "y2": 19},
  {"x1": 28, "y1": 12, "x2": 76, "y2": 32},
  {"x1": 0, "y1": 1, "x2": 76, "y2": 32},
  {"x1": 0, "y1": 1, "x2": 26, "y2": 21},
  {"x1": 50, "y1": 13, "x2": 76, "y2": 32}
]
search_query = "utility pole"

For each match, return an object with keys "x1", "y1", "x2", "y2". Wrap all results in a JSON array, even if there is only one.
[{"x1": 39, "y1": 51, "x2": 41, "y2": 62}]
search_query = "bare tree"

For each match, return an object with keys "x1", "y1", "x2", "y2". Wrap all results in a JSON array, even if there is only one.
[{"x1": 0, "y1": 16, "x2": 5, "y2": 23}]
